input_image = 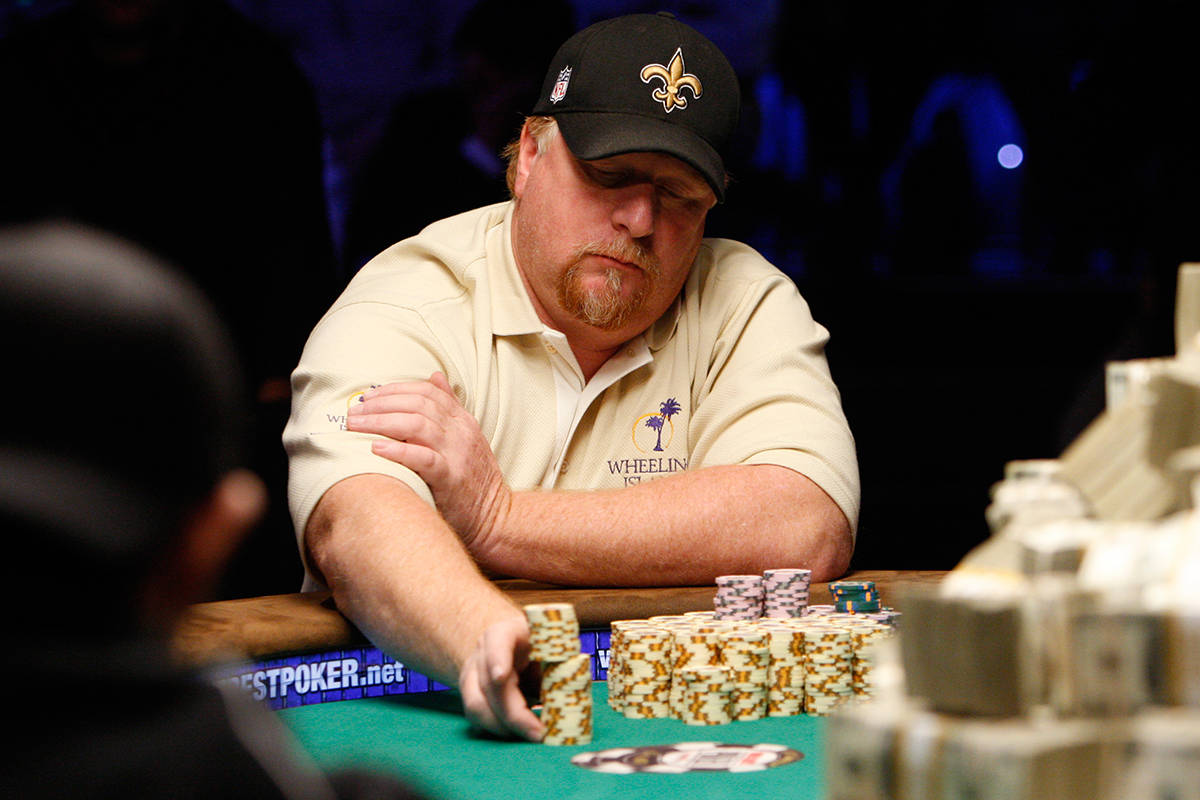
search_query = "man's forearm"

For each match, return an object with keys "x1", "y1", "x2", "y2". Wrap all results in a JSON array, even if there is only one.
[
  {"x1": 475, "y1": 464, "x2": 852, "y2": 586},
  {"x1": 305, "y1": 473, "x2": 524, "y2": 684}
]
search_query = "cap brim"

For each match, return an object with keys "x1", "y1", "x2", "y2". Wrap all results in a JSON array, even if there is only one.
[{"x1": 553, "y1": 111, "x2": 727, "y2": 203}]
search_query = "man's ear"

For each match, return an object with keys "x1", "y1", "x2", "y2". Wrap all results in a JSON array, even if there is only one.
[
  {"x1": 511, "y1": 121, "x2": 542, "y2": 199},
  {"x1": 139, "y1": 469, "x2": 267, "y2": 628}
]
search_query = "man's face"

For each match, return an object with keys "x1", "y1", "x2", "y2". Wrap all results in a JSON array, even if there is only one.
[{"x1": 511, "y1": 123, "x2": 716, "y2": 352}]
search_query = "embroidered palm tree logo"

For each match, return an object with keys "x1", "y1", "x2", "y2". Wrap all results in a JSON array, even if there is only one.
[
  {"x1": 643, "y1": 397, "x2": 682, "y2": 452},
  {"x1": 640, "y1": 48, "x2": 702, "y2": 113}
]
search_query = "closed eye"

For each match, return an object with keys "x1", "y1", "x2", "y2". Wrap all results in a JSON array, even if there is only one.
[{"x1": 584, "y1": 164, "x2": 630, "y2": 188}]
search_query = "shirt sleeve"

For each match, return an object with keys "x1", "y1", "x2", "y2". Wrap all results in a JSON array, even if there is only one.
[
  {"x1": 685, "y1": 245, "x2": 861, "y2": 533},
  {"x1": 283, "y1": 300, "x2": 448, "y2": 576}
]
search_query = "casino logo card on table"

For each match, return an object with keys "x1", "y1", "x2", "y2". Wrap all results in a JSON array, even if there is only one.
[{"x1": 569, "y1": 742, "x2": 802, "y2": 774}]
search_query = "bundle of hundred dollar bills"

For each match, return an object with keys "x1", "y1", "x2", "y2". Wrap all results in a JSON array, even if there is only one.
[{"x1": 825, "y1": 263, "x2": 1200, "y2": 800}]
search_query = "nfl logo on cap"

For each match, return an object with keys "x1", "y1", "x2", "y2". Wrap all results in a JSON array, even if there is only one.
[{"x1": 549, "y1": 66, "x2": 572, "y2": 104}]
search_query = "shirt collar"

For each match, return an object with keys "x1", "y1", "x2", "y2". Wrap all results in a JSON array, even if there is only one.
[{"x1": 487, "y1": 201, "x2": 545, "y2": 337}]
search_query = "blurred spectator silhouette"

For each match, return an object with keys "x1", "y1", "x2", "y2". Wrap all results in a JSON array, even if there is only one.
[
  {"x1": 0, "y1": 220, "x2": 424, "y2": 799},
  {"x1": 0, "y1": 0, "x2": 339, "y2": 597},
  {"x1": 875, "y1": 4, "x2": 1029, "y2": 280},
  {"x1": 340, "y1": 0, "x2": 575, "y2": 272}
]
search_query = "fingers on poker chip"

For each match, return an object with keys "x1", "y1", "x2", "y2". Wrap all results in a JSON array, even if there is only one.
[{"x1": 523, "y1": 603, "x2": 592, "y2": 745}]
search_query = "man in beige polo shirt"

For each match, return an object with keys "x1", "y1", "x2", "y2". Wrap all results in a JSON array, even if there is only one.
[{"x1": 284, "y1": 13, "x2": 858, "y2": 740}]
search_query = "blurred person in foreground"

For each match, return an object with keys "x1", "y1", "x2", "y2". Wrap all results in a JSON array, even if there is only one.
[
  {"x1": 285, "y1": 13, "x2": 859, "y2": 742},
  {"x1": 0, "y1": 221, "x2": 423, "y2": 799}
]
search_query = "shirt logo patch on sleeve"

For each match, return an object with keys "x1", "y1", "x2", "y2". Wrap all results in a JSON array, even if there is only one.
[{"x1": 317, "y1": 385, "x2": 380, "y2": 430}]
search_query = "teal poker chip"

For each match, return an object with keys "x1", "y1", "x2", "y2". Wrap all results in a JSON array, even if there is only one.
[
  {"x1": 829, "y1": 581, "x2": 876, "y2": 594},
  {"x1": 836, "y1": 599, "x2": 881, "y2": 613}
]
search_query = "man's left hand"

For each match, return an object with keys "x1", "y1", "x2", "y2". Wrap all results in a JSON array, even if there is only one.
[{"x1": 346, "y1": 373, "x2": 510, "y2": 547}]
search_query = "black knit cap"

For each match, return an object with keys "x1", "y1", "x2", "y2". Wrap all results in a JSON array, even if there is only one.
[{"x1": 531, "y1": 12, "x2": 741, "y2": 201}]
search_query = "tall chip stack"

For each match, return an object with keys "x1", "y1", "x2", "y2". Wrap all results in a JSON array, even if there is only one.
[
  {"x1": 802, "y1": 624, "x2": 854, "y2": 715},
  {"x1": 720, "y1": 629, "x2": 770, "y2": 720},
  {"x1": 823, "y1": 263, "x2": 1200, "y2": 800},
  {"x1": 760, "y1": 621, "x2": 806, "y2": 715},
  {"x1": 669, "y1": 625, "x2": 724, "y2": 718},
  {"x1": 837, "y1": 616, "x2": 893, "y2": 700},
  {"x1": 763, "y1": 568, "x2": 812, "y2": 617},
  {"x1": 614, "y1": 623, "x2": 672, "y2": 719},
  {"x1": 524, "y1": 603, "x2": 592, "y2": 745}
]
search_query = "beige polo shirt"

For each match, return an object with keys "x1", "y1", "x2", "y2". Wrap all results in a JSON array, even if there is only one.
[{"x1": 284, "y1": 202, "x2": 859, "y2": 582}]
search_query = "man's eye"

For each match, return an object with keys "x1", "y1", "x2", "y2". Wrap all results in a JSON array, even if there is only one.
[
  {"x1": 592, "y1": 169, "x2": 624, "y2": 186},
  {"x1": 660, "y1": 185, "x2": 705, "y2": 207}
]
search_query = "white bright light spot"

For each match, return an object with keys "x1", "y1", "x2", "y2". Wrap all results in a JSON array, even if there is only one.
[{"x1": 998, "y1": 144, "x2": 1024, "y2": 169}]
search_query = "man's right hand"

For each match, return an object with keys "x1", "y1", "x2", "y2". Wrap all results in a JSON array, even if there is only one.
[{"x1": 457, "y1": 614, "x2": 545, "y2": 742}]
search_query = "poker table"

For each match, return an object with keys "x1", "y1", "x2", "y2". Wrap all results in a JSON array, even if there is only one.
[{"x1": 175, "y1": 570, "x2": 944, "y2": 800}]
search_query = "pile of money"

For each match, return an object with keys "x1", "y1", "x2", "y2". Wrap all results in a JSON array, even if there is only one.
[{"x1": 825, "y1": 262, "x2": 1200, "y2": 800}]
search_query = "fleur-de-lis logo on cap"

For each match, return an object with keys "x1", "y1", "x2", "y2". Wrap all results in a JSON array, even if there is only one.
[{"x1": 640, "y1": 48, "x2": 702, "y2": 113}]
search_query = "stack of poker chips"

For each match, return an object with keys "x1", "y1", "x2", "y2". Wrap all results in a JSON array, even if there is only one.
[
  {"x1": 604, "y1": 570, "x2": 897, "y2": 723},
  {"x1": 843, "y1": 617, "x2": 893, "y2": 699},
  {"x1": 714, "y1": 569, "x2": 815, "y2": 620},
  {"x1": 668, "y1": 626, "x2": 724, "y2": 718},
  {"x1": 829, "y1": 580, "x2": 881, "y2": 613},
  {"x1": 720, "y1": 628, "x2": 771, "y2": 720},
  {"x1": 713, "y1": 574, "x2": 766, "y2": 620},
  {"x1": 524, "y1": 603, "x2": 592, "y2": 745},
  {"x1": 539, "y1": 653, "x2": 592, "y2": 744},
  {"x1": 677, "y1": 665, "x2": 734, "y2": 725},
  {"x1": 605, "y1": 610, "x2": 896, "y2": 722},
  {"x1": 759, "y1": 621, "x2": 807, "y2": 716},
  {"x1": 763, "y1": 568, "x2": 812, "y2": 617},
  {"x1": 608, "y1": 622, "x2": 672, "y2": 718},
  {"x1": 802, "y1": 623, "x2": 856, "y2": 715}
]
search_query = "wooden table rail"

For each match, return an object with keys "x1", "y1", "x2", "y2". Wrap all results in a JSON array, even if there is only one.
[{"x1": 172, "y1": 570, "x2": 947, "y2": 667}]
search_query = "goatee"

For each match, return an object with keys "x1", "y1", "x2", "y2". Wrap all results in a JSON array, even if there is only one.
[{"x1": 558, "y1": 239, "x2": 660, "y2": 330}]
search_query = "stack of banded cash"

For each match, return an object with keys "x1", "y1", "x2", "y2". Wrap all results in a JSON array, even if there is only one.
[
  {"x1": 524, "y1": 603, "x2": 592, "y2": 745},
  {"x1": 825, "y1": 266, "x2": 1200, "y2": 798}
]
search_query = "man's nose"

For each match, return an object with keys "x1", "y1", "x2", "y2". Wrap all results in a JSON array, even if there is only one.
[{"x1": 610, "y1": 183, "x2": 655, "y2": 239}]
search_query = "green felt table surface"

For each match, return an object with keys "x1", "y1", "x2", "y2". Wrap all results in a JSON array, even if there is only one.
[{"x1": 280, "y1": 683, "x2": 829, "y2": 800}]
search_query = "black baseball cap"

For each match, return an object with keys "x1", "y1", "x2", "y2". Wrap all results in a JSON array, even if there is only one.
[{"x1": 531, "y1": 12, "x2": 741, "y2": 202}]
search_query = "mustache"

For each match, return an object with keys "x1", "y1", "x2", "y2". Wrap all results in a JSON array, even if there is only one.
[{"x1": 570, "y1": 239, "x2": 661, "y2": 279}]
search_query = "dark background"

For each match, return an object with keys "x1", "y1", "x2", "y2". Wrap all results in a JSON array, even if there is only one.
[{"x1": 2, "y1": 0, "x2": 1194, "y2": 595}]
